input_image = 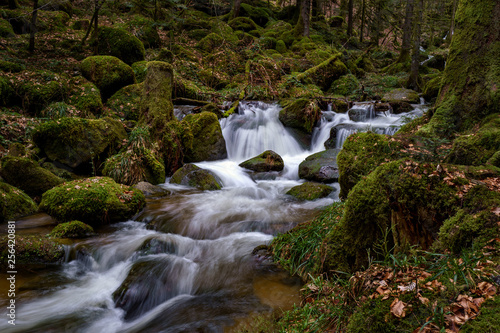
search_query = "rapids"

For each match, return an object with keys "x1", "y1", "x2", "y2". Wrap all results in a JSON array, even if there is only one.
[{"x1": 0, "y1": 101, "x2": 425, "y2": 332}]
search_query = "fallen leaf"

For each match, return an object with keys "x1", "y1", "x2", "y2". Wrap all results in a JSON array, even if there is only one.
[{"x1": 390, "y1": 298, "x2": 407, "y2": 318}]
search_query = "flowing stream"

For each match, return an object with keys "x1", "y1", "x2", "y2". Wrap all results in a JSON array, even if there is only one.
[{"x1": 0, "y1": 101, "x2": 425, "y2": 332}]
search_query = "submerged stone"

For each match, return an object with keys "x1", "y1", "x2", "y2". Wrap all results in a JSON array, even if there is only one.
[
  {"x1": 298, "y1": 149, "x2": 341, "y2": 183},
  {"x1": 239, "y1": 150, "x2": 284, "y2": 172}
]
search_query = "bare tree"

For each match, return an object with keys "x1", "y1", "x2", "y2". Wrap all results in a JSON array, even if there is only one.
[
  {"x1": 28, "y1": 0, "x2": 39, "y2": 53},
  {"x1": 301, "y1": 0, "x2": 311, "y2": 37},
  {"x1": 397, "y1": 0, "x2": 415, "y2": 63},
  {"x1": 408, "y1": 0, "x2": 423, "y2": 91}
]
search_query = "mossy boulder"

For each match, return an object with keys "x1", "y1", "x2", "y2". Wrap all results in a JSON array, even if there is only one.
[
  {"x1": 161, "y1": 120, "x2": 194, "y2": 176},
  {"x1": 199, "y1": 103, "x2": 224, "y2": 119},
  {"x1": 337, "y1": 132, "x2": 405, "y2": 199},
  {"x1": 97, "y1": 27, "x2": 145, "y2": 65},
  {"x1": 196, "y1": 33, "x2": 225, "y2": 52},
  {"x1": 122, "y1": 15, "x2": 161, "y2": 49},
  {"x1": 0, "y1": 235, "x2": 64, "y2": 264},
  {"x1": 0, "y1": 19, "x2": 15, "y2": 38},
  {"x1": 275, "y1": 39, "x2": 287, "y2": 53},
  {"x1": 131, "y1": 61, "x2": 148, "y2": 83},
  {"x1": 422, "y1": 75, "x2": 442, "y2": 103},
  {"x1": 40, "y1": 102, "x2": 87, "y2": 119},
  {"x1": 286, "y1": 182, "x2": 334, "y2": 201},
  {"x1": 49, "y1": 220, "x2": 94, "y2": 238},
  {"x1": 170, "y1": 164, "x2": 222, "y2": 191},
  {"x1": 239, "y1": 3, "x2": 273, "y2": 26},
  {"x1": 329, "y1": 74, "x2": 360, "y2": 97},
  {"x1": 279, "y1": 99, "x2": 321, "y2": 134},
  {"x1": 131, "y1": 182, "x2": 171, "y2": 197},
  {"x1": 382, "y1": 88, "x2": 420, "y2": 105},
  {"x1": 40, "y1": 177, "x2": 146, "y2": 226},
  {"x1": 239, "y1": 150, "x2": 284, "y2": 172},
  {"x1": 68, "y1": 77, "x2": 103, "y2": 115},
  {"x1": 181, "y1": 112, "x2": 227, "y2": 162},
  {"x1": 228, "y1": 17, "x2": 260, "y2": 32},
  {"x1": 103, "y1": 149, "x2": 165, "y2": 186},
  {"x1": 0, "y1": 76, "x2": 15, "y2": 106},
  {"x1": 32, "y1": 117, "x2": 127, "y2": 172},
  {"x1": 0, "y1": 156, "x2": 64, "y2": 198},
  {"x1": 0, "y1": 182, "x2": 38, "y2": 223},
  {"x1": 298, "y1": 149, "x2": 341, "y2": 183},
  {"x1": 445, "y1": 114, "x2": 500, "y2": 166},
  {"x1": 0, "y1": 60, "x2": 23, "y2": 73},
  {"x1": 72, "y1": 19, "x2": 90, "y2": 30},
  {"x1": 80, "y1": 55, "x2": 135, "y2": 101},
  {"x1": 107, "y1": 83, "x2": 143, "y2": 121},
  {"x1": 296, "y1": 53, "x2": 348, "y2": 91}
]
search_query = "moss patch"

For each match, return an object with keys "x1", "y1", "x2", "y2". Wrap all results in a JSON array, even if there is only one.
[
  {"x1": 97, "y1": 27, "x2": 145, "y2": 65},
  {"x1": 0, "y1": 182, "x2": 38, "y2": 223},
  {"x1": 169, "y1": 163, "x2": 222, "y2": 191},
  {"x1": 286, "y1": 182, "x2": 333, "y2": 201},
  {"x1": 181, "y1": 112, "x2": 227, "y2": 162},
  {"x1": 49, "y1": 220, "x2": 94, "y2": 238},
  {"x1": 239, "y1": 150, "x2": 284, "y2": 172},
  {"x1": 0, "y1": 235, "x2": 64, "y2": 264},
  {"x1": 107, "y1": 83, "x2": 143, "y2": 121},
  {"x1": 279, "y1": 99, "x2": 321, "y2": 134}
]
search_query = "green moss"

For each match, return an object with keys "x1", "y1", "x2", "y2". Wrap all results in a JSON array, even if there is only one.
[
  {"x1": 103, "y1": 148, "x2": 165, "y2": 185},
  {"x1": 196, "y1": 33, "x2": 225, "y2": 53},
  {"x1": 239, "y1": 3, "x2": 273, "y2": 26},
  {"x1": 32, "y1": 117, "x2": 127, "y2": 171},
  {"x1": 461, "y1": 297, "x2": 500, "y2": 332},
  {"x1": 0, "y1": 156, "x2": 64, "y2": 198},
  {"x1": 487, "y1": 150, "x2": 500, "y2": 167},
  {"x1": 422, "y1": 75, "x2": 442, "y2": 103},
  {"x1": 49, "y1": 220, "x2": 94, "y2": 238},
  {"x1": 296, "y1": 53, "x2": 348, "y2": 91},
  {"x1": 275, "y1": 39, "x2": 287, "y2": 53},
  {"x1": 40, "y1": 102, "x2": 89, "y2": 119},
  {"x1": 228, "y1": 17, "x2": 260, "y2": 32},
  {"x1": 181, "y1": 112, "x2": 227, "y2": 163},
  {"x1": 40, "y1": 177, "x2": 145, "y2": 226},
  {"x1": 97, "y1": 27, "x2": 145, "y2": 65},
  {"x1": 279, "y1": 99, "x2": 321, "y2": 134},
  {"x1": 0, "y1": 19, "x2": 15, "y2": 38},
  {"x1": 0, "y1": 76, "x2": 15, "y2": 106},
  {"x1": 161, "y1": 120, "x2": 193, "y2": 175},
  {"x1": 210, "y1": 20, "x2": 239, "y2": 45},
  {"x1": 68, "y1": 77, "x2": 103, "y2": 115},
  {"x1": 36, "y1": 9, "x2": 70, "y2": 32},
  {"x1": 298, "y1": 149, "x2": 340, "y2": 183},
  {"x1": 381, "y1": 88, "x2": 420, "y2": 104},
  {"x1": 169, "y1": 163, "x2": 222, "y2": 191},
  {"x1": 80, "y1": 55, "x2": 135, "y2": 101},
  {"x1": 0, "y1": 235, "x2": 64, "y2": 264},
  {"x1": 239, "y1": 150, "x2": 284, "y2": 172},
  {"x1": 131, "y1": 61, "x2": 148, "y2": 83},
  {"x1": 0, "y1": 182, "x2": 38, "y2": 223},
  {"x1": 446, "y1": 114, "x2": 500, "y2": 165},
  {"x1": 329, "y1": 74, "x2": 361, "y2": 97},
  {"x1": 286, "y1": 182, "x2": 333, "y2": 201},
  {"x1": 0, "y1": 60, "x2": 24, "y2": 73},
  {"x1": 107, "y1": 83, "x2": 143, "y2": 121}
]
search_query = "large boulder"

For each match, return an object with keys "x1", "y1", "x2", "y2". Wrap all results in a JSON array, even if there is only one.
[
  {"x1": 239, "y1": 150, "x2": 284, "y2": 172},
  {"x1": 49, "y1": 220, "x2": 94, "y2": 238},
  {"x1": 97, "y1": 27, "x2": 145, "y2": 65},
  {"x1": 0, "y1": 156, "x2": 64, "y2": 198},
  {"x1": 279, "y1": 99, "x2": 321, "y2": 134},
  {"x1": 0, "y1": 182, "x2": 38, "y2": 223},
  {"x1": 40, "y1": 177, "x2": 146, "y2": 226},
  {"x1": 106, "y1": 83, "x2": 143, "y2": 120},
  {"x1": 298, "y1": 149, "x2": 341, "y2": 183},
  {"x1": 0, "y1": 235, "x2": 64, "y2": 264},
  {"x1": 286, "y1": 182, "x2": 334, "y2": 201},
  {"x1": 80, "y1": 55, "x2": 135, "y2": 101},
  {"x1": 170, "y1": 164, "x2": 222, "y2": 191},
  {"x1": 32, "y1": 117, "x2": 127, "y2": 173},
  {"x1": 182, "y1": 112, "x2": 227, "y2": 162},
  {"x1": 382, "y1": 88, "x2": 419, "y2": 104},
  {"x1": 68, "y1": 77, "x2": 103, "y2": 116}
]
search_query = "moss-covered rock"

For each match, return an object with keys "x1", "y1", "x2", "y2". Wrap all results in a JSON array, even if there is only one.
[
  {"x1": 0, "y1": 19, "x2": 15, "y2": 38},
  {"x1": 228, "y1": 17, "x2": 260, "y2": 32},
  {"x1": 298, "y1": 149, "x2": 341, "y2": 183},
  {"x1": 279, "y1": 99, "x2": 321, "y2": 134},
  {"x1": 296, "y1": 53, "x2": 348, "y2": 91},
  {"x1": 445, "y1": 114, "x2": 500, "y2": 166},
  {"x1": 119, "y1": 15, "x2": 160, "y2": 49},
  {"x1": 0, "y1": 182, "x2": 38, "y2": 223},
  {"x1": 39, "y1": 0, "x2": 73, "y2": 16},
  {"x1": 41, "y1": 162, "x2": 75, "y2": 181},
  {"x1": 40, "y1": 177, "x2": 145, "y2": 226},
  {"x1": 239, "y1": 150, "x2": 284, "y2": 172},
  {"x1": 107, "y1": 83, "x2": 143, "y2": 121},
  {"x1": 0, "y1": 76, "x2": 15, "y2": 106},
  {"x1": 181, "y1": 112, "x2": 227, "y2": 162},
  {"x1": 239, "y1": 3, "x2": 273, "y2": 26},
  {"x1": 286, "y1": 182, "x2": 333, "y2": 201},
  {"x1": 0, "y1": 235, "x2": 64, "y2": 264},
  {"x1": 329, "y1": 74, "x2": 360, "y2": 97},
  {"x1": 103, "y1": 148, "x2": 165, "y2": 185},
  {"x1": 97, "y1": 27, "x2": 145, "y2": 65},
  {"x1": 196, "y1": 33, "x2": 225, "y2": 52},
  {"x1": 40, "y1": 102, "x2": 88, "y2": 119},
  {"x1": 32, "y1": 117, "x2": 127, "y2": 172},
  {"x1": 199, "y1": 103, "x2": 224, "y2": 119},
  {"x1": 0, "y1": 60, "x2": 24, "y2": 73},
  {"x1": 49, "y1": 220, "x2": 94, "y2": 238},
  {"x1": 381, "y1": 88, "x2": 420, "y2": 104},
  {"x1": 275, "y1": 39, "x2": 287, "y2": 53},
  {"x1": 139, "y1": 61, "x2": 174, "y2": 134},
  {"x1": 131, "y1": 182, "x2": 171, "y2": 197},
  {"x1": 422, "y1": 75, "x2": 442, "y2": 103},
  {"x1": 131, "y1": 61, "x2": 148, "y2": 83},
  {"x1": 68, "y1": 77, "x2": 103, "y2": 115},
  {"x1": 0, "y1": 156, "x2": 64, "y2": 198},
  {"x1": 161, "y1": 120, "x2": 193, "y2": 176},
  {"x1": 337, "y1": 132, "x2": 405, "y2": 199},
  {"x1": 80, "y1": 55, "x2": 135, "y2": 101},
  {"x1": 169, "y1": 163, "x2": 222, "y2": 191},
  {"x1": 71, "y1": 19, "x2": 90, "y2": 30}
]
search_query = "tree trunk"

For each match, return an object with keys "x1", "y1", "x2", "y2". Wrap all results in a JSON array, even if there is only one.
[
  {"x1": 233, "y1": 0, "x2": 242, "y2": 19},
  {"x1": 28, "y1": 0, "x2": 39, "y2": 54},
  {"x1": 397, "y1": 0, "x2": 415, "y2": 63},
  {"x1": 347, "y1": 0, "x2": 354, "y2": 38},
  {"x1": 93, "y1": 0, "x2": 99, "y2": 55},
  {"x1": 419, "y1": 0, "x2": 500, "y2": 135},
  {"x1": 301, "y1": 0, "x2": 311, "y2": 37},
  {"x1": 359, "y1": 0, "x2": 366, "y2": 43},
  {"x1": 446, "y1": 0, "x2": 458, "y2": 45},
  {"x1": 407, "y1": 0, "x2": 423, "y2": 91}
]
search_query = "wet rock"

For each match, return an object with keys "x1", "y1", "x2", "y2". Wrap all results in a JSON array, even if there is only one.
[
  {"x1": 39, "y1": 177, "x2": 146, "y2": 226},
  {"x1": 239, "y1": 150, "x2": 284, "y2": 172},
  {"x1": 0, "y1": 182, "x2": 38, "y2": 223},
  {"x1": 49, "y1": 220, "x2": 94, "y2": 238},
  {"x1": 279, "y1": 99, "x2": 321, "y2": 134},
  {"x1": 286, "y1": 182, "x2": 334, "y2": 201},
  {"x1": 132, "y1": 182, "x2": 171, "y2": 197},
  {"x1": 170, "y1": 164, "x2": 222, "y2": 191},
  {"x1": 382, "y1": 88, "x2": 420, "y2": 105},
  {"x1": 298, "y1": 149, "x2": 341, "y2": 183},
  {"x1": 0, "y1": 156, "x2": 64, "y2": 198},
  {"x1": 137, "y1": 237, "x2": 176, "y2": 255},
  {"x1": 0, "y1": 235, "x2": 64, "y2": 264},
  {"x1": 182, "y1": 112, "x2": 227, "y2": 162}
]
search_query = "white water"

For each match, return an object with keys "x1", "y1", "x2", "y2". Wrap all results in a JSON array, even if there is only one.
[{"x1": 0, "y1": 100, "x2": 424, "y2": 332}]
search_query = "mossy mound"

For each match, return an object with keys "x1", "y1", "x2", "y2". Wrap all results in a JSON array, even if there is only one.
[
  {"x1": 228, "y1": 17, "x2": 260, "y2": 32},
  {"x1": 131, "y1": 61, "x2": 148, "y2": 83},
  {"x1": 170, "y1": 164, "x2": 222, "y2": 191},
  {"x1": 68, "y1": 77, "x2": 103, "y2": 115},
  {"x1": 0, "y1": 76, "x2": 15, "y2": 106},
  {"x1": 0, "y1": 156, "x2": 64, "y2": 198},
  {"x1": 107, "y1": 83, "x2": 143, "y2": 121},
  {"x1": 275, "y1": 39, "x2": 286, "y2": 53},
  {"x1": 0, "y1": 235, "x2": 64, "y2": 264},
  {"x1": 329, "y1": 74, "x2": 361, "y2": 97},
  {"x1": 40, "y1": 177, "x2": 146, "y2": 226},
  {"x1": 0, "y1": 182, "x2": 38, "y2": 223},
  {"x1": 40, "y1": 102, "x2": 88, "y2": 119},
  {"x1": 0, "y1": 60, "x2": 24, "y2": 73},
  {"x1": 196, "y1": 33, "x2": 226, "y2": 52},
  {"x1": 199, "y1": 103, "x2": 224, "y2": 119},
  {"x1": 103, "y1": 148, "x2": 165, "y2": 186},
  {"x1": 32, "y1": 117, "x2": 127, "y2": 172},
  {"x1": 97, "y1": 27, "x2": 145, "y2": 65},
  {"x1": 422, "y1": 75, "x2": 442, "y2": 103},
  {"x1": 120, "y1": 15, "x2": 161, "y2": 49},
  {"x1": 296, "y1": 53, "x2": 348, "y2": 91},
  {"x1": 161, "y1": 120, "x2": 193, "y2": 176},
  {"x1": 298, "y1": 149, "x2": 341, "y2": 183},
  {"x1": 381, "y1": 88, "x2": 420, "y2": 104},
  {"x1": 286, "y1": 182, "x2": 333, "y2": 201},
  {"x1": 0, "y1": 19, "x2": 15, "y2": 38},
  {"x1": 181, "y1": 112, "x2": 227, "y2": 162},
  {"x1": 337, "y1": 132, "x2": 405, "y2": 199},
  {"x1": 239, "y1": 3, "x2": 273, "y2": 26},
  {"x1": 239, "y1": 150, "x2": 284, "y2": 172},
  {"x1": 80, "y1": 55, "x2": 135, "y2": 101},
  {"x1": 445, "y1": 114, "x2": 500, "y2": 166},
  {"x1": 49, "y1": 220, "x2": 94, "y2": 238},
  {"x1": 279, "y1": 99, "x2": 321, "y2": 134}
]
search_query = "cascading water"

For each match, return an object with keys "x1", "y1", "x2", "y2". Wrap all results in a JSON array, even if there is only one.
[{"x1": 0, "y1": 100, "x2": 424, "y2": 333}]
